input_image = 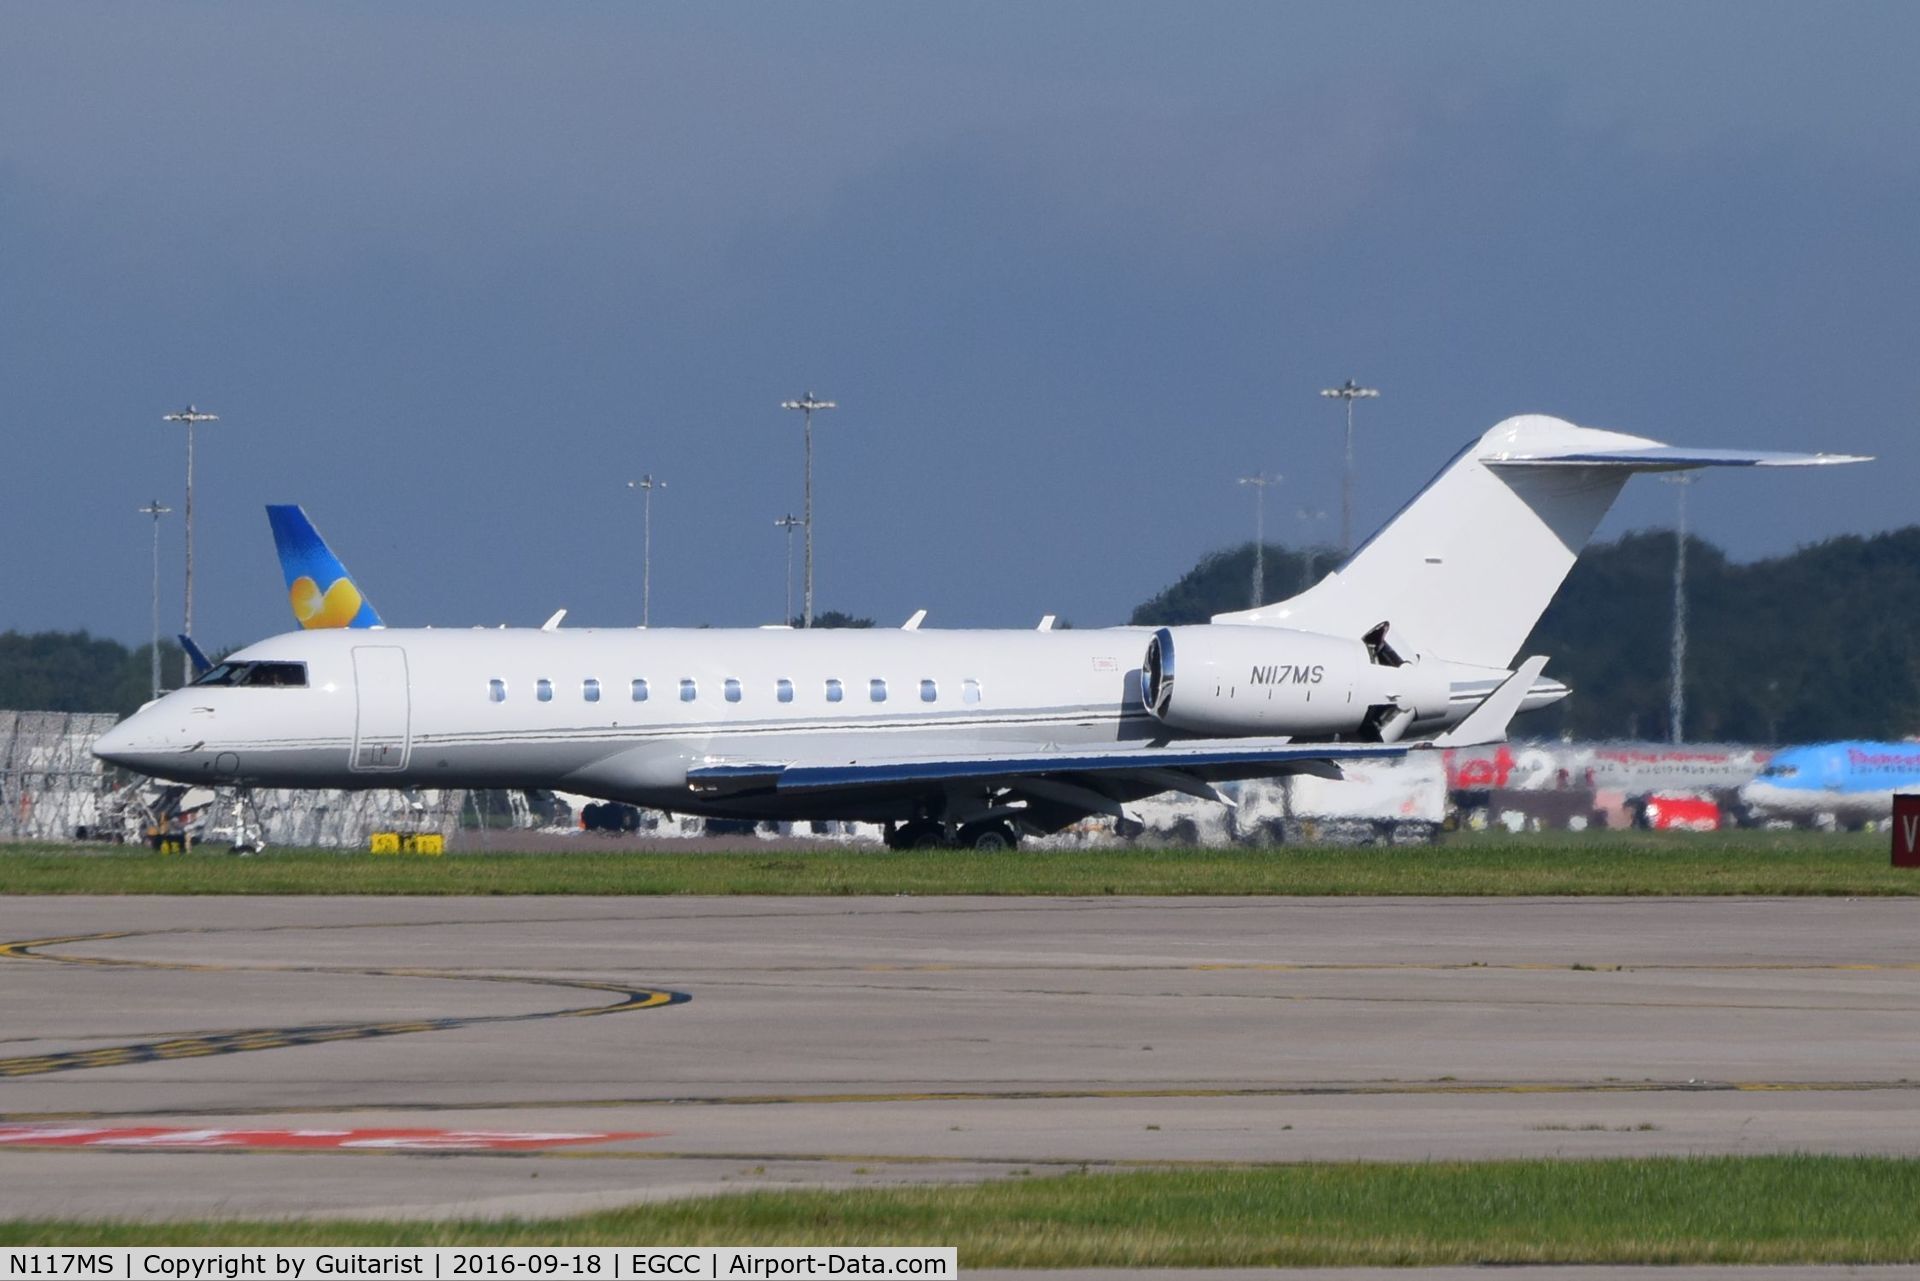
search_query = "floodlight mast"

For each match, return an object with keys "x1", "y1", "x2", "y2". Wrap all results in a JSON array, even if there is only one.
[
  {"x1": 1236, "y1": 473, "x2": 1281, "y2": 608},
  {"x1": 137, "y1": 500, "x2": 172, "y2": 700},
  {"x1": 774, "y1": 513, "x2": 803, "y2": 626},
  {"x1": 1295, "y1": 507, "x2": 1327, "y2": 590},
  {"x1": 161, "y1": 405, "x2": 218, "y2": 687},
  {"x1": 626, "y1": 474, "x2": 665, "y2": 627},
  {"x1": 779, "y1": 393, "x2": 835, "y2": 628},
  {"x1": 1663, "y1": 473, "x2": 1695, "y2": 744},
  {"x1": 1319, "y1": 379, "x2": 1378, "y2": 554}
]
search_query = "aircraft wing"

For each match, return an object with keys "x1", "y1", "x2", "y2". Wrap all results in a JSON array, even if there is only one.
[
  {"x1": 688, "y1": 738, "x2": 1408, "y2": 796},
  {"x1": 683, "y1": 660, "x2": 1539, "y2": 825}
]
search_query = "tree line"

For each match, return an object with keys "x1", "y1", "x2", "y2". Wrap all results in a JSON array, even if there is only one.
[{"x1": 0, "y1": 632, "x2": 183, "y2": 717}]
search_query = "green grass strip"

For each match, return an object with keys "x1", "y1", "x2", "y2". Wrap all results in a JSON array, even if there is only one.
[
  {"x1": 0, "y1": 831, "x2": 1913, "y2": 896},
  {"x1": 4, "y1": 1157, "x2": 1919, "y2": 1263}
]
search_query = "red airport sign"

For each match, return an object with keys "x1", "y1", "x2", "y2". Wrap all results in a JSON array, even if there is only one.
[{"x1": 1894, "y1": 794, "x2": 1920, "y2": 868}]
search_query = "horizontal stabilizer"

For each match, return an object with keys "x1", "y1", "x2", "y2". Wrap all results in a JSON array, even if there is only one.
[{"x1": 1488, "y1": 446, "x2": 1871, "y2": 470}]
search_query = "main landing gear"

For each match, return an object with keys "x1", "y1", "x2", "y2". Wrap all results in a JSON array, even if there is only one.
[
  {"x1": 885, "y1": 818, "x2": 1020, "y2": 851},
  {"x1": 956, "y1": 820, "x2": 1018, "y2": 852}
]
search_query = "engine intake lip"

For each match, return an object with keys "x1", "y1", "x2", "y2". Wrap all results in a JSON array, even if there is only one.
[{"x1": 1142, "y1": 628, "x2": 1176, "y2": 718}]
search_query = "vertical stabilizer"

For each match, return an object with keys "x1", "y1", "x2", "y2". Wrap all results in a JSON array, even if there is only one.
[
  {"x1": 266, "y1": 505, "x2": 383, "y2": 629},
  {"x1": 1212, "y1": 414, "x2": 1863, "y2": 668}
]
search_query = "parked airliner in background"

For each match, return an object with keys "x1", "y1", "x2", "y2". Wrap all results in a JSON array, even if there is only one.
[
  {"x1": 1740, "y1": 741, "x2": 1920, "y2": 827},
  {"x1": 96, "y1": 415, "x2": 1864, "y2": 849}
]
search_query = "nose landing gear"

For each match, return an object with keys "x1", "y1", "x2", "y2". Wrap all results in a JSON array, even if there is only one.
[{"x1": 228, "y1": 787, "x2": 268, "y2": 856}]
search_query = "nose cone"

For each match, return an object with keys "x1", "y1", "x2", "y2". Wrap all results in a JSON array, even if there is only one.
[
  {"x1": 92, "y1": 705, "x2": 192, "y2": 778},
  {"x1": 92, "y1": 718, "x2": 140, "y2": 768}
]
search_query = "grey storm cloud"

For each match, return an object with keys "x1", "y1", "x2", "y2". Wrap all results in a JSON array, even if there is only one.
[{"x1": 2, "y1": 2, "x2": 1916, "y2": 645}]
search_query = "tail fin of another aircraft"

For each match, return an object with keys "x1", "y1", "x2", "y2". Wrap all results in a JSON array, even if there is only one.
[
  {"x1": 177, "y1": 633, "x2": 213, "y2": 679},
  {"x1": 266, "y1": 505, "x2": 383, "y2": 629},
  {"x1": 1213, "y1": 414, "x2": 1864, "y2": 669}
]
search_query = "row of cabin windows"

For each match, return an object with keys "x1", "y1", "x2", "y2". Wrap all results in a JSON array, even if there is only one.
[{"x1": 487, "y1": 677, "x2": 981, "y2": 706}]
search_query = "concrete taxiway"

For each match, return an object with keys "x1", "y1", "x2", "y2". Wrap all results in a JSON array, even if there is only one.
[{"x1": 1, "y1": 894, "x2": 1918, "y2": 1220}]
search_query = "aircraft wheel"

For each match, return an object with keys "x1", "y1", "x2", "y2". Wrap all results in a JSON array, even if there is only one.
[
  {"x1": 896, "y1": 819, "x2": 947, "y2": 850},
  {"x1": 957, "y1": 820, "x2": 1018, "y2": 852}
]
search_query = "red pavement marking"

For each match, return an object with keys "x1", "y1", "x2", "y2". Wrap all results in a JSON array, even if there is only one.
[{"x1": 0, "y1": 1126, "x2": 661, "y2": 1150}]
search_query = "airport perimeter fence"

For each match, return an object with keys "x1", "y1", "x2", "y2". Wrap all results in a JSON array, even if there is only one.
[
  {"x1": 0, "y1": 709, "x2": 120, "y2": 842},
  {"x1": 0, "y1": 708, "x2": 479, "y2": 848},
  {"x1": 249, "y1": 786, "x2": 469, "y2": 849}
]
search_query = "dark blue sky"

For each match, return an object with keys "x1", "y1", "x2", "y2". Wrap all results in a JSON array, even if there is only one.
[{"x1": 4, "y1": 3, "x2": 1915, "y2": 646}]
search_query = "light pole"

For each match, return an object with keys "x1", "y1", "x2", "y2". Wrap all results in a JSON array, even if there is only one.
[
  {"x1": 162, "y1": 405, "x2": 219, "y2": 687},
  {"x1": 779, "y1": 392, "x2": 835, "y2": 628},
  {"x1": 1663, "y1": 473, "x2": 1695, "y2": 744},
  {"x1": 138, "y1": 500, "x2": 172, "y2": 700},
  {"x1": 1319, "y1": 379, "x2": 1378, "y2": 554},
  {"x1": 1295, "y1": 507, "x2": 1328, "y2": 590},
  {"x1": 626, "y1": 474, "x2": 665, "y2": 627},
  {"x1": 1237, "y1": 473, "x2": 1281, "y2": 608},
  {"x1": 774, "y1": 513, "x2": 802, "y2": 625}
]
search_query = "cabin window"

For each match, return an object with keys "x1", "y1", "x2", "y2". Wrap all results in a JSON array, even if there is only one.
[
  {"x1": 680, "y1": 678, "x2": 697, "y2": 702},
  {"x1": 870, "y1": 678, "x2": 888, "y2": 703},
  {"x1": 724, "y1": 678, "x2": 742, "y2": 703},
  {"x1": 536, "y1": 678, "x2": 553, "y2": 702},
  {"x1": 488, "y1": 679, "x2": 506, "y2": 703},
  {"x1": 777, "y1": 678, "x2": 794, "y2": 703},
  {"x1": 920, "y1": 679, "x2": 938, "y2": 703},
  {"x1": 825, "y1": 678, "x2": 844, "y2": 703},
  {"x1": 631, "y1": 678, "x2": 649, "y2": 702},
  {"x1": 583, "y1": 678, "x2": 601, "y2": 703},
  {"x1": 963, "y1": 679, "x2": 982, "y2": 705}
]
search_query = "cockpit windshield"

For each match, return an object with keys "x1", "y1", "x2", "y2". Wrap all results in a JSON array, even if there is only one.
[
  {"x1": 191, "y1": 661, "x2": 309, "y2": 688},
  {"x1": 1758, "y1": 763, "x2": 1799, "y2": 778}
]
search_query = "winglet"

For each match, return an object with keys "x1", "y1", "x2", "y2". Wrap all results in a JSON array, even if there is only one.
[
  {"x1": 902, "y1": 609, "x2": 927, "y2": 631},
  {"x1": 1434, "y1": 655, "x2": 1550, "y2": 748}
]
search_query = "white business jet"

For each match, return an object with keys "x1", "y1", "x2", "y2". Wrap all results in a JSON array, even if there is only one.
[{"x1": 94, "y1": 415, "x2": 1863, "y2": 849}]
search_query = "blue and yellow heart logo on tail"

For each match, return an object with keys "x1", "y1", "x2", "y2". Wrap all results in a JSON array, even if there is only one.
[
  {"x1": 290, "y1": 575, "x2": 368, "y2": 629},
  {"x1": 269, "y1": 505, "x2": 383, "y2": 629}
]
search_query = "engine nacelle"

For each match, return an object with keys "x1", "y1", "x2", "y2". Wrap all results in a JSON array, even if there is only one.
[{"x1": 1140, "y1": 624, "x2": 1449, "y2": 739}]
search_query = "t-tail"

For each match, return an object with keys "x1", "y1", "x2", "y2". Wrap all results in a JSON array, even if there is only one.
[
  {"x1": 1214, "y1": 413, "x2": 1866, "y2": 669},
  {"x1": 265, "y1": 504, "x2": 383, "y2": 629}
]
